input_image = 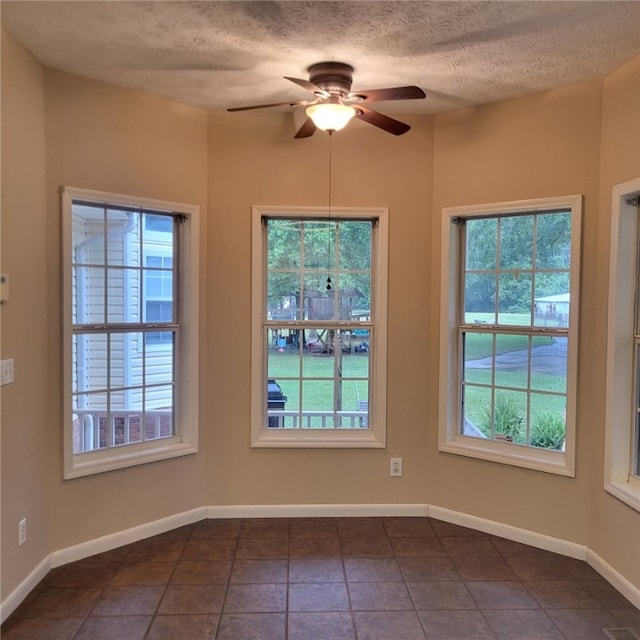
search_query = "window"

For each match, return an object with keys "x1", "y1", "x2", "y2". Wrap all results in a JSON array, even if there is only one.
[
  {"x1": 251, "y1": 206, "x2": 388, "y2": 447},
  {"x1": 439, "y1": 195, "x2": 581, "y2": 476},
  {"x1": 62, "y1": 187, "x2": 199, "y2": 478},
  {"x1": 144, "y1": 254, "x2": 174, "y2": 346},
  {"x1": 604, "y1": 178, "x2": 640, "y2": 511}
]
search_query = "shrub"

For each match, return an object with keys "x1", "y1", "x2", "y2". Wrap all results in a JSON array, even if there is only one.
[
  {"x1": 480, "y1": 393, "x2": 525, "y2": 444},
  {"x1": 531, "y1": 411, "x2": 565, "y2": 450}
]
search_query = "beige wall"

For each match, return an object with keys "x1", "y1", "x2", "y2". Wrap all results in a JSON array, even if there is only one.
[
  {"x1": 206, "y1": 110, "x2": 434, "y2": 506},
  {"x1": 1, "y1": 30, "x2": 211, "y2": 598},
  {"x1": 591, "y1": 55, "x2": 640, "y2": 587},
  {"x1": 430, "y1": 80, "x2": 603, "y2": 544},
  {"x1": 42, "y1": 69, "x2": 210, "y2": 553},
  {"x1": 1, "y1": 30, "x2": 50, "y2": 600},
  {"x1": 2, "y1": 27, "x2": 639, "y2": 603}
]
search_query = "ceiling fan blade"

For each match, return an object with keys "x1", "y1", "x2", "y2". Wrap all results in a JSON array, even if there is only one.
[
  {"x1": 227, "y1": 99, "x2": 307, "y2": 112},
  {"x1": 351, "y1": 86, "x2": 426, "y2": 103},
  {"x1": 355, "y1": 105, "x2": 411, "y2": 135},
  {"x1": 284, "y1": 76, "x2": 328, "y2": 97},
  {"x1": 294, "y1": 117, "x2": 317, "y2": 139}
]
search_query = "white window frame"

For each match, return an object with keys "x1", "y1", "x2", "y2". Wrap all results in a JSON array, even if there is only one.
[
  {"x1": 439, "y1": 195, "x2": 582, "y2": 476},
  {"x1": 604, "y1": 177, "x2": 640, "y2": 512},
  {"x1": 62, "y1": 187, "x2": 200, "y2": 479},
  {"x1": 251, "y1": 206, "x2": 388, "y2": 448}
]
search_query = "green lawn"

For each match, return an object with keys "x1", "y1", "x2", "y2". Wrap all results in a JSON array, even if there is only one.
[
  {"x1": 463, "y1": 333, "x2": 553, "y2": 360},
  {"x1": 267, "y1": 313, "x2": 567, "y2": 444},
  {"x1": 268, "y1": 349, "x2": 368, "y2": 411}
]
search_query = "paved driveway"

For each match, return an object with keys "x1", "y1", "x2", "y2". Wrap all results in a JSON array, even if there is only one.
[{"x1": 465, "y1": 338, "x2": 567, "y2": 376}]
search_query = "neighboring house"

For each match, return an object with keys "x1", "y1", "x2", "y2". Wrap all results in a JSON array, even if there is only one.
[
  {"x1": 72, "y1": 207, "x2": 174, "y2": 451},
  {"x1": 534, "y1": 293, "x2": 570, "y2": 327}
]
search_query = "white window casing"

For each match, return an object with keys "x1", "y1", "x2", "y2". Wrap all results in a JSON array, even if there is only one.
[
  {"x1": 62, "y1": 187, "x2": 199, "y2": 479},
  {"x1": 604, "y1": 177, "x2": 640, "y2": 512},
  {"x1": 439, "y1": 195, "x2": 582, "y2": 476},
  {"x1": 251, "y1": 206, "x2": 388, "y2": 448}
]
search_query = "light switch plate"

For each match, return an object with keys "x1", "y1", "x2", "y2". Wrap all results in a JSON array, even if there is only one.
[
  {"x1": 1, "y1": 359, "x2": 14, "y2": 385},
  {"x1": 0, "y1": 274, "x2": 9, "y2": 303}
]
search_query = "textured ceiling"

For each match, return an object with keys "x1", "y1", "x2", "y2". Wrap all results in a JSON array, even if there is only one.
[{"x1": 2, "y1": 1, "x2": 640, "y2": 116}]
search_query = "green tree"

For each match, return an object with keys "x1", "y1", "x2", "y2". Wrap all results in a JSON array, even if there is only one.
[{"x1": 464, "y1": 212, "x2": 571, "y2": 314}]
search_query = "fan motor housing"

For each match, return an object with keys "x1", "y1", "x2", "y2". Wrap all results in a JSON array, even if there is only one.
[{"x1": 307, "y1": 61, "x2": 354, "y2": 96}]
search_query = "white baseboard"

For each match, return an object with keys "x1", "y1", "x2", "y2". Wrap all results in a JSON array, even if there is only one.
[
  {"x1": 51, "y1": 506, "x2": 207, "y2": 568},
  {"x1": 207, "y1": 503, "x2": 428, "y2": 519},
  {"x1": 587, "y1": 548, "x2": 640, "y2": 610},
  {"x1": 427, "y1": 504, "x2": 588, "y2": 560},
  {"x1": 0, "y1": 556, "x2": 50, "y2": 625},
  {"x1": 2, "y1": 502, "x2": 639, "y2": 623}
]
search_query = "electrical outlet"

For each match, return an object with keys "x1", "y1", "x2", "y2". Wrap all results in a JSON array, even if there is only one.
[
  {"x1": 18, "y1": 518, "x2": 27, "y2": 546},
  {"x1": 390, "y1": 457, "x2": 403, "y2": 477}
]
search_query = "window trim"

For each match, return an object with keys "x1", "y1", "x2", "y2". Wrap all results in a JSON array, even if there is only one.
[
  {"x1": 251, "y1": 205, "x2": 388, "y2": 448},
  {"x1": 439, "y1": 195, "x2": 582, "y2": 476},
  {"x1": 604, "y1": 177, "x2": 640, "y2": 511},
  {"x1": 62, "y1": 186, "x2": 200, "y2": 479}
]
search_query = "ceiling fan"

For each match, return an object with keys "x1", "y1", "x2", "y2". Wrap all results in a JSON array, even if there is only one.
[{"x1": 227, "y1": 61, "x2": 426, "y2": 138}]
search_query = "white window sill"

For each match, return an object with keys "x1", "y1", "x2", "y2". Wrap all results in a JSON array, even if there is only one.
[
  {"x1": 605, "y1": 480, "x2": 640, "y2": 513},
  {"x1": 439, "y1": 435, "x2": 574, "y2": 477},
  {"x1": 252, "y1": 429, "x2": 385, "y2": 448},
  {"x1": 65, "y1": 438, "x2": 197, "y2": 479}
]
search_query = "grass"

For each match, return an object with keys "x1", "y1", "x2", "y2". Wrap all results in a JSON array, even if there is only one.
[
  {"x1": 268, "y1": 349, "x2": 368, "y2": 411},
  {"x1": 267, "y1": 313, "x2": 567, "y2": 446},
  {"x1": 463, "y1": 333, "x2": 553, "y2": 360}
]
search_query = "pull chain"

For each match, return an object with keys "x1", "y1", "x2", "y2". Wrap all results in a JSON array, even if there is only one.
[{"x1": 327, "y1": 132, "x2": 333, "y2": 291}]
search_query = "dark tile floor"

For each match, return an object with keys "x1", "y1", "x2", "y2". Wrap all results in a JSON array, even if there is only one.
[{"x1": 2, "y1": 516, "x2": 639, "y2": 639}]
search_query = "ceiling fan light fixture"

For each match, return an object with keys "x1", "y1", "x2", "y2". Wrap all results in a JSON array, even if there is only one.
[{"x1": 306, "y1": 102, "x2": 356, "y2": 132}]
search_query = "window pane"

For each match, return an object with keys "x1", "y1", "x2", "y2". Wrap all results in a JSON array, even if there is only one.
[
  {"x1": 268, "y1": 219, "x2": 301, "y2": 269},
  {"x1": 529, "y1": 393, "x2": 566, "y2": 450},
  {"x1": 108, "y1": 267, "x2": 141, "y2": 323},
  {"x1": 462, "y1": 384, "x2": 491, "y2": 439},
  {"x1": 338, "y1": 221, "x2": 371, "y2": 270},
  {"x1": 500, "y1": 215, "x2": 533, "y2": 270},
  {"x1": 267, "y1": 273, "x2": 299, "y2": 317},
  {"x1": 145, "y1": 384, "x2": 174, "y2": 439},
  {"x1": 464, "y1": 273, "x2": 496, "y2": 322},
  {"x1": 302, "y1": 379, "x2": 334, "y2": 428},
  {"x1": 492, "y1": 390, "x2": 527, "y2": 444},
  {"x1": 72, "y1": 392, "x2": 107, "y2": 453},
  {"x1": 268, "y1": 329, "x2": 300, "y2": 377},
  {"x1": 339, "y1": 379, "x2": 368, "y2": 428},
  {"x1": 306, "y1": 291, "x2": 336, "y2": 321},
  {"x1": 534, "y1": 273, "x2": 570, "y2": 328},
  {"x1": 462, "y1": 331, "x2": 493, "y2": 385},
  {"x1": 530, "y1": 337, "x2": 567, "y2": 393},
  {"x1": 145, "y1": 334, "x2": 174, "y2": 384},
  {"x1": 466, "y1": 218, "x2": 497, "y2": 270},
  {"x1": 261, "y1": 215, "x2": 378, "y2": 437},
  {"x1": 265, "y1": 379, "x2": 295, "y2": 428},
  {"x1": 303, "y1": 221, "x2": 333, "y2": 270},
  {"x1": 73, "y1": 333, "x2": 108, "y2": 393},
  {"x1": 303, "y1": 341, "x2": 334, "y2": 375},
  {"x1": 106, "y1": 209, "x2": 140, "y2": 267},
  {"x1": 494, "y1": 333, "x2": 529, "y2": 389},
  {"x1": 341, "y1": 333, "x2": 370, "y2": 377},
  {"x1": 73, "y1": 266, "x2": 105, "y2": 324},
  {"x1": 109, "y1": 333, "x2": 126, "y2": 388},
  {"x1": 498, "y1": 273, "x2": 532, "y2": 326},
  {"x1": 72, "y1": 205, "x2": 105, "y2": 265},
  {"x1": 536, "y1": 212, "x2": 571, "y2": 269},
  {"x1": 144, "y1": 213, "x2": 174, "y2": 234}
]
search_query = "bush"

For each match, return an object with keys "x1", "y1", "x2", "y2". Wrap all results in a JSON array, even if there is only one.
[
  {"x1": 480, "y1": 393, "x2": 525, "y2": 444},
  {"x1": 531, "y1": 411, "x2": 565, "y2": 450}
]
